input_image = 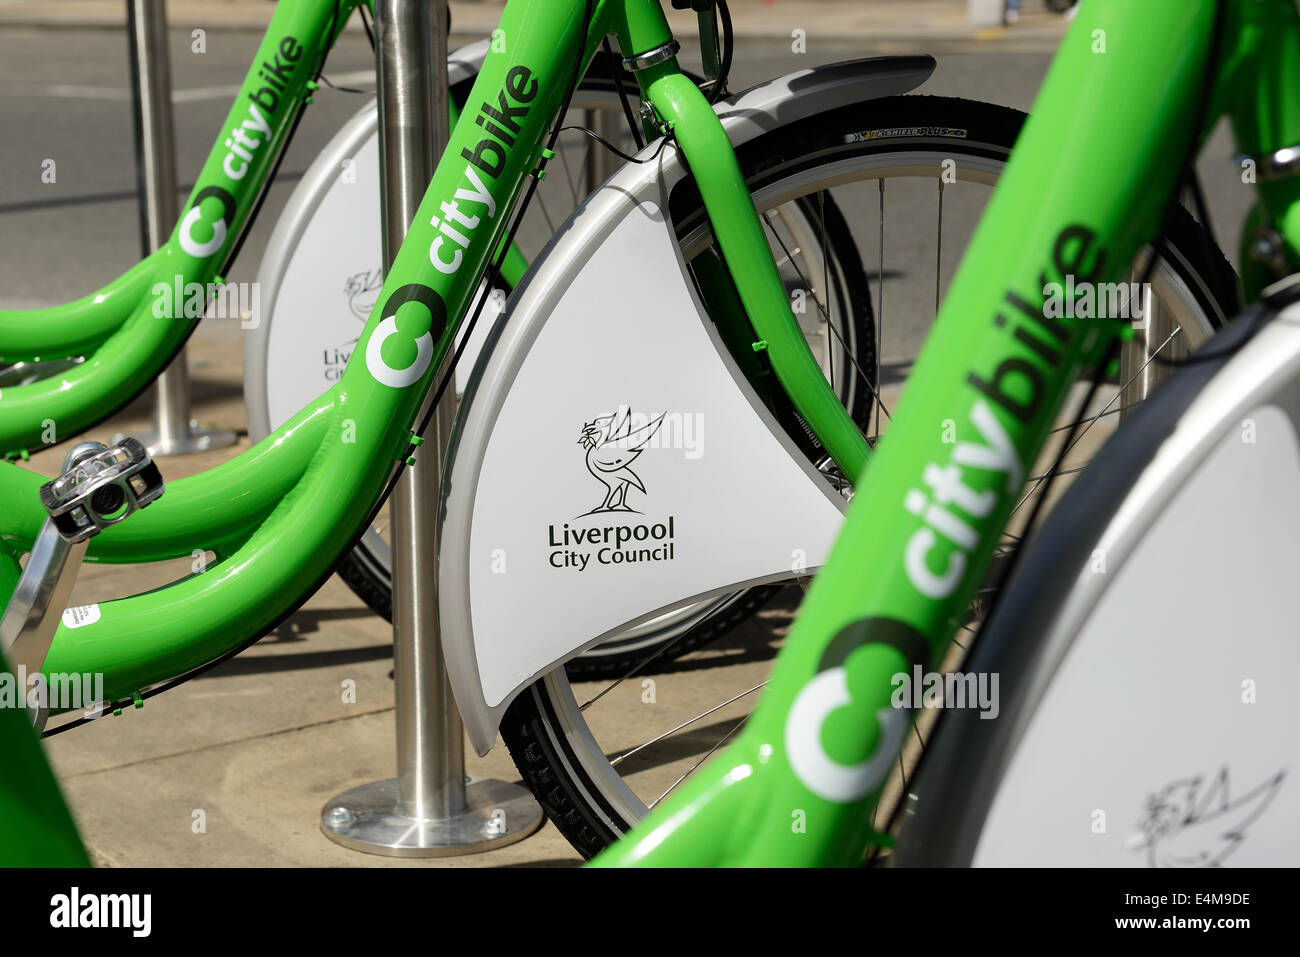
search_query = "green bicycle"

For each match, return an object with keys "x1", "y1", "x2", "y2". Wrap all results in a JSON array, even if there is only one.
[
  {"x1": 593, "y1": 0, "x2": 1300, "y2": 866},
  {"x1": 0, "y1": 0, "x2": 1238, "y2": 865},
  {"x1": 0, "y1": 2, "x2": 877, "y2": 679}
]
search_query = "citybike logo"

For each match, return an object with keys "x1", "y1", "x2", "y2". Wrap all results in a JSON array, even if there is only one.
[
  {"x1": 903, "y1": 401, "x2": 1020, "y2": 599},
  {"x1": 177, "y1": 186, "x2": 236, "y2": 259},
  {"x1": 786, "y1": 228, "x2": 1111, "y2": 802},
  {"x1": 177, "y1": 34, "x2": 303, "y2": 262},
  {"x1": 365, "y1": 64, "x2": 537, "y2": 389},
  {"x1": 785, "y1": 618, "x2": 925, "y2": 803},
  {"x1": 364, "y1": 284, "x2": 446, "y2": 388},
  {"x1": 902, "y1": 224, "x2": 1108, "y2": 601}
]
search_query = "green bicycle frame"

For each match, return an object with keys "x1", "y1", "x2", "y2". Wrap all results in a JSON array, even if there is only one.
[
  {"x1": 0, "y1": 0, "x2": 857, "y2": 720},
  {"x1": 0, "y1": 0, "x2": 529, "y2": 456},
  {"x1": 0, "y1": 645, "x2": 88, "y2": 866},
  {"x1": 0, "y1": 0, "x2": 360, "y2": 454},
  {"x1": 594, "y1": 0, "x2": 1300, "y2": 867},
  {"x1": 0, "y1": 0, "x2": 864, "y2": 472}
]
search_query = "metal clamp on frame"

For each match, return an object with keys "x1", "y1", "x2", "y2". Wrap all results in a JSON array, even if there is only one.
[{"x1": 623, "y1": 38, "x2": 681, "y2": 72}]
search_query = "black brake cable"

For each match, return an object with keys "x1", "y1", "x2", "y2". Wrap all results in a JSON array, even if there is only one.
[
  {"x1": 315, "y1": 2, "x2": 376, "y2": 93},
  {"x1": 557, "y1": 125, "x2": 673, "y2": 165},
  {"x1": 318, "y1": 74, "x2": 372, "y2": 94},
  {"x1": 605, "y1": 37, "x2": 647, "y2": 152},
  {"x1": 359, "y1": 2, "x2": 375, "y2": 50},
  {"x1": 707, "y1": 0, "x2": 734, "y2": 105}
]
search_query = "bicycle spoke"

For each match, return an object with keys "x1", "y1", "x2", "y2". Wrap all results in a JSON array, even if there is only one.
[
  {"x1": 820, "y1": 191, "x2": 833, "y2": 398},
  {"x1": 772, "y1": 245, "x2": 802, "y2": 269},
  {"x1": 1044, "y1": 401, "x2": 1131, "y2": 434},
  {"x1": 649, "y1": 715, "x2": 747, "y2": 809},
  {"x1": 760, "y1": 208, "x2": 889, "y2": 428},
  {"x1": 577, "y1": 629, "x2": 696, "y2": 711},
  {"x1": 1012, "y1": 325, "x2": 1182, "y2": 515},
  {"x1": 876, "y1": 178, "x2": 886, "y2": 440},
  {"x1": 558, "y1": 133, "x2": 582, "y2": 209},
  {"x1": 610, "y1": 681, "x2": 766, "y2": 768},
  {"x1": 534, "y1": 189, "x2": 558, "y2": 236},
  {"x1": 1024, "y1": 463, "x2": 1089, "y2": 484},
  {"x1": 935, "y1": 178, "x2": 944, "y2": 315}
]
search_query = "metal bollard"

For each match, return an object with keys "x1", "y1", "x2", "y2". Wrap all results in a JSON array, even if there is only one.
[
  {"x1": 319, "y1": 0, "x2": 543, "y2": 857},
  {"x1": 126, "y1": 0, "x2": 236, "y2": 457},
  {"x1": 1119, "y1": 284, "x2": 1184, "y2": 422}
]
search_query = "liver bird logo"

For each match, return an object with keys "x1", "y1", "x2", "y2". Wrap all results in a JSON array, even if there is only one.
[
  {"x1": 1129, "y1": 766, "x2": 1285, "y2": 867},
  {"x1": 343, "y1": 267, "x2": 384, "y2": 324},
  {"x1": 577, "y1": 407, "x2": 667, "y2": 515}
]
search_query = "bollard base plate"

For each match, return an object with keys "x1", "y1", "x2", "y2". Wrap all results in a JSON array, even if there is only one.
[
  {"x1": 320, "y1": 776, "x2": 544, "y2": 857},
  {"x1": 132, "y1": 424, "x2": 238, "y2": 458}
]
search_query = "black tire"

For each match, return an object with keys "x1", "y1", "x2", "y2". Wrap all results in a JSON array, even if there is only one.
[
  {"x1": 499, "y1": 93, "x2": 1239, "y2": 858},
  {"x1": 336, "y1": 55, "x2": 879, "y2": 681}
]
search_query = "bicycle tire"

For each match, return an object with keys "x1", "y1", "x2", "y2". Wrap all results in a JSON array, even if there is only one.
[{"x1": 896, "y1": 300, "x2": 1292, "y2": 866}]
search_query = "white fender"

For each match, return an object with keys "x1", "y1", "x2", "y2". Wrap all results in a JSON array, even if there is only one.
[
  {"x1": 439, "y1": 56, "x2": 937, "y2": 755},
  {"x1": 897, "y1": 300, "x2": 1300, "y2": 866}
]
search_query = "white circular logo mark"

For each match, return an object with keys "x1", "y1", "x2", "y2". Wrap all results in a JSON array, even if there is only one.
[
  {"x1": 785, "y1": 668, "x2": 908, "y2": 803},
  {"x1": 365, "y1": 315, "x2": 433, "y2": 388},
  {"x1": 177, "y1": 186, "x2": 235, "y2": 259}
]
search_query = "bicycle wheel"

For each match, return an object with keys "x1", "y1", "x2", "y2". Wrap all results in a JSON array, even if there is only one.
[
  {"x1": 498, "y1": 94, "x2": 1239, "y2": 858},
  {"x1": 312, "y1": 54, "x2": 877, "y2": 679},
  {"x1": 896, "y1": 297, "x2": 1300, "y2": 866}
]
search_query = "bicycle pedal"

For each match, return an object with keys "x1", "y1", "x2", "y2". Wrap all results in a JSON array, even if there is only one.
[{"x1": 39, "y1": 438, "x2": 164, "y2": 543}]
